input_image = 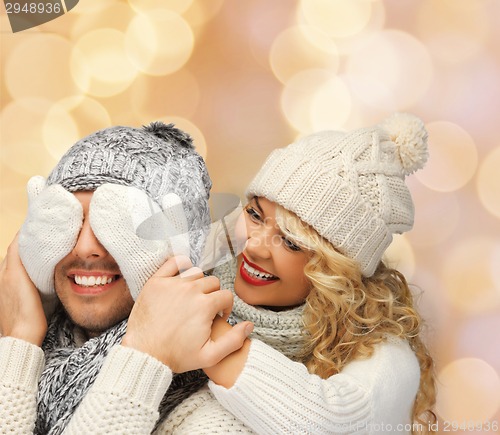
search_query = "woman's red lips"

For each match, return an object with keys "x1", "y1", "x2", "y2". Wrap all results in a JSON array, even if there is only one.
[{"x1": 239, "y1": 254, "x2": 278, "y2": 287}]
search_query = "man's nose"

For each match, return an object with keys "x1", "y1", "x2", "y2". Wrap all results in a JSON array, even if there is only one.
[{"x1": 71, "y1": 219, "x2": 108, "y2": 259}]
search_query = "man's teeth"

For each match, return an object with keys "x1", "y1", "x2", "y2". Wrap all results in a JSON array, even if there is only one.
[
  {"x1": 74, "y1": 275, "x2": 116, "y2": 287},
  {"x1": 243, "y1": 261, "x2": 277, "y2": 280}
]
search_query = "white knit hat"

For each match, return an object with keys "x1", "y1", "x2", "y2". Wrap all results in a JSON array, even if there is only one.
[{"x1": 246, "y1": 113, "x2": 428, "y2": 277}]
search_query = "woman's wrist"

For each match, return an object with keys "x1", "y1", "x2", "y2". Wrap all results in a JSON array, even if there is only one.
[{"x1": 204, "y1": 316, "x2": 251, "y2": 388}]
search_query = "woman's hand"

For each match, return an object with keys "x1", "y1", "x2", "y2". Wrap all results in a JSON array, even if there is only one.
[
  {"x1": 122, "y1": 255, "x2": 253, "y2": 373},
  {"x1": 0, "y1": 233, "x2": 48, "y2": 346}
]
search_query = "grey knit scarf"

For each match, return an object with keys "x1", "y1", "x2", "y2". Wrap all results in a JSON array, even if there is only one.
[
  {"x1": 214, "y1": 259, "x2": 306, "y2": 361},
  {"x1": 35, "y1": 307, "x2": 207, "y2": 435}
]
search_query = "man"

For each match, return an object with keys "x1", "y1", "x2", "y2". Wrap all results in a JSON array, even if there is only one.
[{"x1": 0, "y1": 122, "x2": 247, "y2": 434}]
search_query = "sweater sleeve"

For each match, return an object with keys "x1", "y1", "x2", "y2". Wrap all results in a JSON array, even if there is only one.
[
  {"x1": 0, "y1": 336, "x2": 45, "y2": 435},
  {"x1": 209, "y1": 337, "x2": 420, "y2": 434},
  {"x1": 155, "y1": 386, "x2": 256, "y2": 434},
  {"x1": 64, "y1": 345, "x2": 173, "y2": 435}
]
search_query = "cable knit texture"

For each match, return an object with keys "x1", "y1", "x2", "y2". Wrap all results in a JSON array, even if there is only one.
[
  {"x1": 220, "y1": 258, "x2": 305, "y2": 360},
  {"x1": 33, "y1": 308, "x2": 206, "y2": 435},
  {"x1": 0, "y1": 261, "x2": 420, "y2": 434},
  {"x1": 64, "y1": 345, "x2": 174, "y2": 434},
  {"x1": 17, "y1": 176, "x2": 82, "y2": 318},
  {"x1": 246, "y1": 113, "x2": 429, "y2": 277},
  {"x1": 19, "y1": 123, "x2": 212, "y2": 298},
  {"x1": 0, "y1": 337, "x2": 45, "y2": 434},
  {"x1": 160, "y1": 260, "x2": 421, "y2": 434}
]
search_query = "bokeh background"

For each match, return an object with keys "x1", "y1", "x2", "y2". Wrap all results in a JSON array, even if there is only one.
[{"x1": 1, "y1": 0, "x2": 499, "y2": 432}]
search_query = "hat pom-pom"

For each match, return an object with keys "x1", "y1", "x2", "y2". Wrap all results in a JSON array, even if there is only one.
[
  {"x1": 143, "y1": 122, "x2": 194, "y2": 149},
  {"x1": 382, "y1": 113, "x2": 429, "y2": 175}
]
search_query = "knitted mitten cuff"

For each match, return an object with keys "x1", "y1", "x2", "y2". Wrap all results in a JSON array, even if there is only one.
[
  {"x1": 0, "y1": 336, "x2": 45, "y2": 391},
  {"x1": 93, "y1": 345, "x2": 173, "y2": 409}
]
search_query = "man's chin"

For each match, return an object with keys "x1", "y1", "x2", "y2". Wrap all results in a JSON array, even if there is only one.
[
  {"x1": 54, "y1": 277, "x2": 134, "y2": 338},
  {"x1": 70, "y1": 312, "x2": 129, "y2": 339},
  {"x1": 58, "y1": 298, "x2": 133, "y2": 339}
]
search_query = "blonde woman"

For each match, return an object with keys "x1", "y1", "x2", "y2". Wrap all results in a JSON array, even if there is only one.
[{"x1": 144, "y1": 113, "x2": 436, "y2": 434}]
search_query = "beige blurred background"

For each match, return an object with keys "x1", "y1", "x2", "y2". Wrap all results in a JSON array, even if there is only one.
[{"x1": 1, "y1": 0, "x2": 499, "y2": 432}]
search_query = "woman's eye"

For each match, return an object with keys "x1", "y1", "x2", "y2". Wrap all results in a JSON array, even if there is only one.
[
  {"x1": 283, "y1": 237, "x2": 301, "y2": 252},
  {"x1": 245, "y1": 206, "x2": 262, "y2": 223}
]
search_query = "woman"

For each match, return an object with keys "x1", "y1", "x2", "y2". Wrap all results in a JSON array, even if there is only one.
[{"x1": 159, "y1": 113, "x2": 437, "y2": 434}]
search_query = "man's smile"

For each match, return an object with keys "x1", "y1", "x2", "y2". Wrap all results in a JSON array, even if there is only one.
[{"x1": 68, "y1": 270, "x2": 122, "y2": 295}]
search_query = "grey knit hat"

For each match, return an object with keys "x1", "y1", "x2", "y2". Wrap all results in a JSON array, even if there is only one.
[
  {"x1": 47, "y1": 122, "x2": 212, "y2": 264},
  {"x1": 246, "y1": 113, "x2": 428, "y2": 277}
]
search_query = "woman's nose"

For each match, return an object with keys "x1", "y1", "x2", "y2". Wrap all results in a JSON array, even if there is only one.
[{"x1": 245, "y1": 227, "x2": 272, "y2": 260}]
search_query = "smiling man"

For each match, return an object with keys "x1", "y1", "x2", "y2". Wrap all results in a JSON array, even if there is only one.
[
  {"x1": 0, "y1": 122, "x2": 235, "y2": 434},
  {"x1": 52, "y1": 190, "x2": 133, "y2": 338}
]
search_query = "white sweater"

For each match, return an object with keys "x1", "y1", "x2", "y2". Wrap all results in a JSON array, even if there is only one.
[
  {"x1": 0, "y1": 338, "x2": 171, "y2": 434},
  {"x1": 0, "y1": 260, "x2": 420, "y2": 434},
  {"x1": 210, "y1": 336, "x2": 420, "y2": 434},
  {"x1": 0, "y1": 335, "x2": 419, "y2": 434}
]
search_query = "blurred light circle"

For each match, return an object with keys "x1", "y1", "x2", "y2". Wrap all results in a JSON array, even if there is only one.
[
  {"x1": 71, "y1": 2, "x2": 134, "y2": 39},
  {"x1": 246, "y1": 2, "x2": 303, "y2": 71},
  {"x1": 492, "y1": 245, "x2": 500, "y2": 292},
  {"x1": 295, "y1": 0, "x2": 386, "y2": 57},
  {"x1": 0, "y1": 182, "x2": 28, "y2": 257},
  {"x1": 418, "y1": 56, "x2": 500, "y2": 135},
  {"x1": 477, "y1": 146, "x2": 500, "y2": 219},
  {"x1": 183, "y1": 0, "x2": 225, "y2": 28},
  {"x1": 130, "y1": 71, "x2": 200, "y2": 122},
  {"x1": 269, "y1": 26, "x2": 339, "y2": 85},
  {"x1": 384, "y1": 234, "x2": 415, "y2": 280},
  {"x1": 425, "y1": 34, "x2": 483, "y2": 65},
  {"x1": 71, "y1": 0, "x2": 121, "y2": 14},
  {"x1": 0, "y1": 166, "x2": 35, "y2": 255},
  {"x1": 416, "y1": 122, "x2": 478, "y2": 192},
  {"x1": 416, "y1": 0, "x2": 488, "y2": 64},
  {"x1": 0, "y1": 99, "x2": 58, "y2": 177},
  {"x1": 280, "y1": 69, "x2": 332, "y2": 133},
  {"x1": 42, "y1": 106, "x2": 79, "y2": 162},
  {"x1": 407, "y1": 182, "x2": 460, "y2": 248},
  {"x1": 345, "y1": 73, "x2": 395, "y2": 111},
  {"x1": 125, "y1": 10, "x2": 194, "y2": 76},
  {"x1": 436, "y1": 358, "x2": 500, "y2": 422},
  {"x1": 42, "y1": 97, "x2": 112, "y2": 162},
  {"x1": 310, "y1": 77, "x2": 351, "y2": 130},
  {"x1": 442, "y1": 238, "x2": 500, "y2": 314},
  {"x1": 71, "y1": 29, "x2": 138, "y2": 97},
  {"x1": 128, "y1": 0, "x2": 194, "y2": 14},
  {"x1": 5, "y1": 35, "x2": 81, "y2": 102},
  {"x1": 457, "y1": 315, "x2": 500, "y2": 373},
  {"x1": 299, "y1": 0, "x2": 372, "y2": 38},
  {"x1": 58, "y1": 97, "x2": 112, "y2": 138},
  {"x1": 346, "y1": 30, "x2": 433, "y2": 110}
]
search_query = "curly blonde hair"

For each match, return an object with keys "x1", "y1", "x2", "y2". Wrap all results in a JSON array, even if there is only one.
[{"x1": 275, "y1": 205, "x2": 437, "y2": 434}]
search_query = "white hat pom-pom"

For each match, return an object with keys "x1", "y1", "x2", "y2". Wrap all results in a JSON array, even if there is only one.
[{"x1": 382, "y1": 112, "x2": 429, "y2": 175}]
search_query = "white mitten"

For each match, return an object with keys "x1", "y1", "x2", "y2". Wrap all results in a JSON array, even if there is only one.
[
  {"x1": 160, "y1": 192, "x2": 190, "y2": 259},
  {"x1": 18, "y1": 176, "x2": 83, "y2": 298},
  {"x1": 90, "y1": 184, "x2": 190, "y2": 300}
]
